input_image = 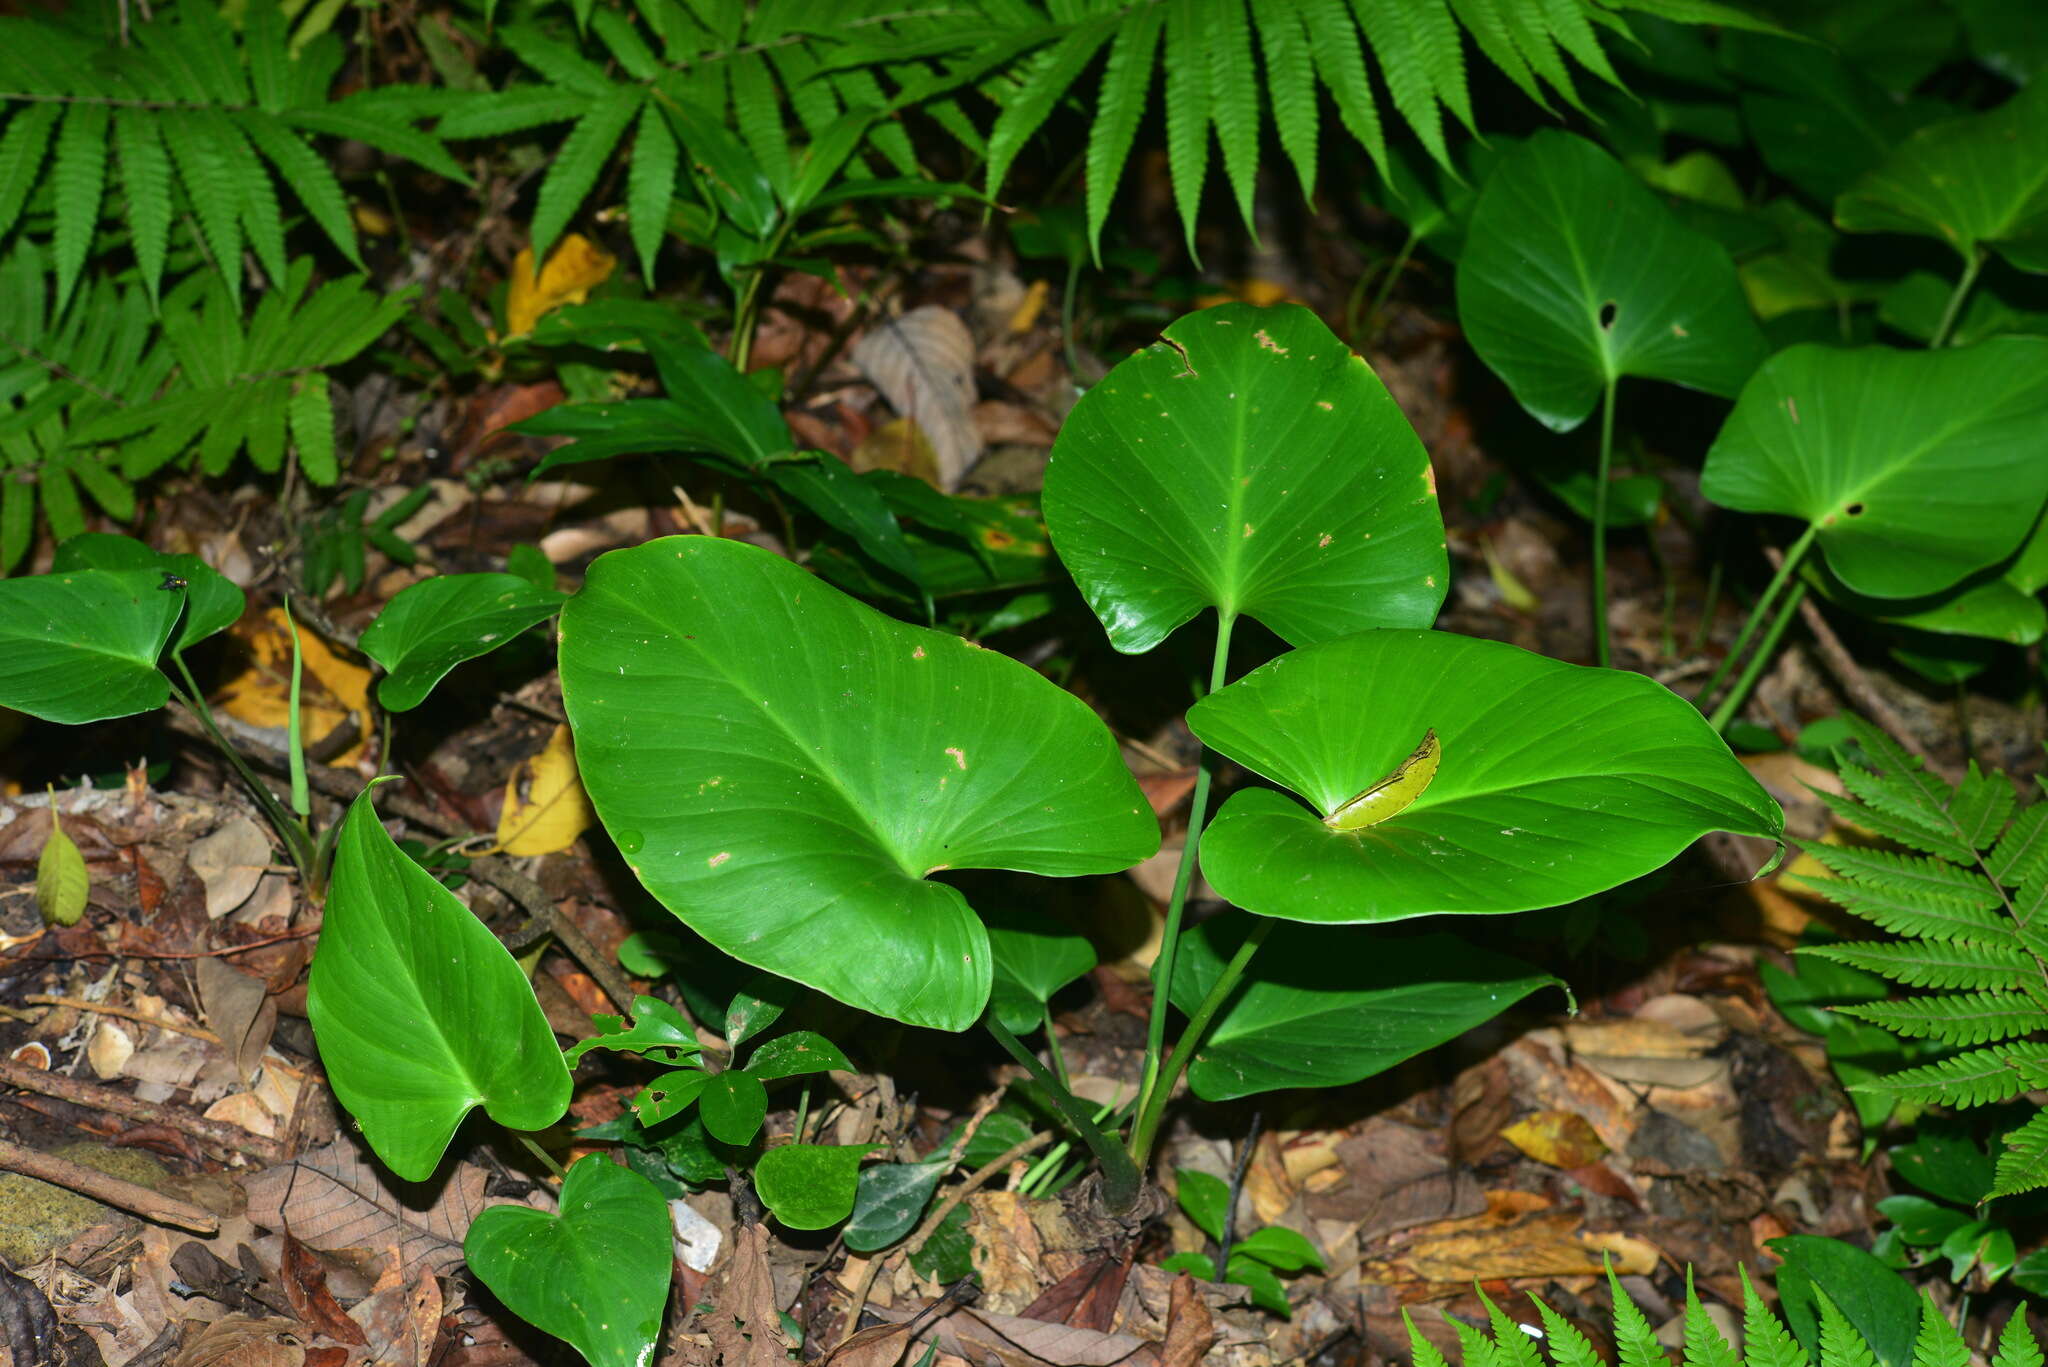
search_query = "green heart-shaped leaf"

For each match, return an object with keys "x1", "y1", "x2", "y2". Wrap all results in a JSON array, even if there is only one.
[
  {"x1": 464, "y1": 1155, "x2": 671, "y2": 1367},
  {"x1": 754, "y1": 1143, "x2": 877, "y2": 1230},
  {"x1": 745, "y1": 1030, "x2": 852, "y2": 1080},
  {"x1": 1456, "y1": 130, "x2": 1767, "y2": 433},
  {"x1": 845, "y1": 1160, "x2": 947, "y2": 1252},
  {"x1": 0, "y1": 568, "x2": 183, "y2": 724},
  {"x1": 1171, "y1": 913, "x2": 1561, "y2": 1100},
  {"x1": 309, "y1": 788, "x2": 572, "y2": 1180},
  {"x1": 359, "y1": 572, "x2": 567, "y2": 711},
  {"x1": 1836, "y1": 81, "x2": 2048, "y2": 271},
  {"x1": 1040, "y1": 302, "x2": 1446, "y2": 655},
  {"x1": 1700, "y1": 338, "x2": 2048, "y2": 598},
  {"x1": 52, "y1": 533, "x2": 244, "y2": 654},
  {"x1": 1190, "y1": 630, "x2": 1782, "y2": 923},
  {"x1": 699, "y1": 1071, "x2": 768, "y2": 1144},
  {"x1": 558, "y1": 536, "x2": 1157, "y2": 1031},
  {"x1": 985, "y1": 902, "x2": 1097, "y2": 1035}
]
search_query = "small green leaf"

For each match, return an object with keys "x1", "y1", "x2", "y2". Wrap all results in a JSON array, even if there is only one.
[
  {"x1": 755, "y1": 1143, "x2": 878, "y2": 1230},
  {"x1": 985, "y1": 901, "x2": 1097, "y2": 1035},
  {"x1": 1160, "y1": 1251, "x2": 1217, "y2": 1281},
  {"x1": 564, "y1": 995, "x2": 702, "y2": 1066},
  {"x1": 51, "y1": 533, "x2": 245, "y2": 655},
  {"x1": 36, "y1": 804, "x2": 88, "y2": 927},
  {"x1": 725, "y1": 972, "x2": 799, "y2": 1050},
  {"x1": 464, "y1": 1155, "x2": 670, "y2": 1367},
  {"x1": 630, "y1": 1068, "x2": 711, "y2": 1126},
  {"x1": 309, "y1": 788, "x2": 573, "y2": 1180},
  {"x1": 845, "y1": 1160, "x2": 947, "y2": 1253},
  {"x1": 745, "y1": 1031, "x2": 852, "y2": 1081},
  {"x1": 1224, "y1": 1253, "x2": 1292, "y2": 1317},
  {"x1": 0, "y1": 568, "x2": 182, "y2": 725},
  {"x1": 699, "y1": 1071, "x2": 768, "y2": 1145},
  {"x1": 1232, "y1": 1225, "x2": 1324, "y2": 1272},
  {"x1": 1175, "y1": 1168, "x2": 1229, "y2": 1243},
  {"x1": 359, "y1": 572, "x2": 567, "y2": 711}
]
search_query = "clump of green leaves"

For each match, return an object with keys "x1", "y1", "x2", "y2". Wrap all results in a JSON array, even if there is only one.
[
  {"x1": 1793, "y1": 716, "x2": 2048, "y2": 1198},
  {"x1": 1162, "y1": 1168, "x2": 1325, "y2": 1317}
]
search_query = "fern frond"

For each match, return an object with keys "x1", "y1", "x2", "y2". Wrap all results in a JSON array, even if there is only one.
[
  {"x1": 161, "y1": 110, "x2": 245, "y2": 298},
  {"x1": 1817, "y1": 788, "x2": 1975, "y2": 863},
  {"x1": 1856, "y1": 1045, "x2": 2044, "y2": 1107},
  {"x1": 1404, "y1": 1309, "x2": 1454, "y2": 1367},
  {"x1": 1804, "y1": 843, "x2": 2004, "y2": 910},
  {"x1": 1739, "y1": 1266, "x2": 1806, "y2": 1367},
  {"x1": 1161, "y1": 0, "x2": 1211, "y2": 259},
  {"x1": 1912, "y1": 1292, "x2": 1969, "y2": 1367},
  {"x1": 1951, "y1": 764, "x2": 2018, "y2": 848},
  {"x1": 1252, "y1": 0, "x2": 1316, "y2": 202},
  {"x1": 1477, "y1": 1287, "x2": 1543, "y2": 1367},
  {"x1": 1799, "y1": 939, "x2": 2033, "y2": 991},
  {"x1": 49, "y1": 101, "x2": 107, "y2": 311},
  {"x1": 0, "y1": 103, "x2": 60, "y2": 244},
  {"x1": 1993, "y1": 1312, "x2": 2045, "y2": 1367},
  {"x1": 1528, "y1": 1296, "x2": 1604, "y2": 1367},
  {"x1": 1992, "y1": 805, "x2": 2048, "y2": 888},
  {"x1": 730, "y1": 49, "x2": 794, "y2": 202},
  {"x1": 1993, "y1": 1110, "x2": 2048, "y2": 1199},
  {"x1": 1082, "y1": 6, "x2": 1161, "y2": 262},
  {"x1": 1605, "y1": 1264, "x2": 1670, "y2": 1367},
  {"x1": 531, "y1": 85, "x2": 643, "y2": 260},
  {"x1": 113, "y1": 111, "x2": 172, "y2": 305},
  {"x1": 1206, "y1": 0, "x2": 1260, "y2": 233},
  {"x1": 1679, "y1": 1271, "x2": 1736, "y2": 1367},
  {"x1": 1354, "y1": 0, "x2": 1470, "y2": 171},
  {"x1": 1842, "y1": 991, "x2": 2042, "y2": 1045},
  {"x1": 1814, "y1": 1290, "x2": 1882, "y2": 1367},
  {"x1": 1446, "y1": 1313, "x2": 1500, "y2": 1367},
  {"x1": 984, "y1": 14, "x2": 1120, "y2": 216}
]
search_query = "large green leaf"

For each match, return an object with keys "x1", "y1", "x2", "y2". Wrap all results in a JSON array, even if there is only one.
[
  {"x1": 1172, "y1": 914, "x2": 1560, "y2": 1100},
  {"x1": 308, "y1": 789, "x2": 572, "y2": 1180},
  {"x1": 1040, "y1": 302, "x2": 1446, "y2": 655},
  {"x1": 464, "y1": 1155, "x2": 671, "y2": 1367},
  {"x1": 51, "y1": 533, "x2": 244, "y2": 654},
  {"x1": 0, "y1": 568, "x2": 183, "y2": 724},
  {"x1": 1191, "y1": 630, "x2": 1782, "y2": 922},
  {"x1": 1836, "y1": 81, "x2": 2048, "y2": 272},
  {"x1": 1455, "y1": 130, "x2": 1767, "y2": 433},
  {"x1": 359, "y1": 572, "x2": 567, "y2": 711},
  {"x1": 1699, "y1": 339, "x2": 2048, "y2": 599},
  {"x1": 557, "y1": 537, "x2": 1157, "y2": 1032}
]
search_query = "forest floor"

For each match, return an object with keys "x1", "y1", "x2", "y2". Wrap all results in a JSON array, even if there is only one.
[{"x1": 0, "y1": 198, "x2": 2034, "y2": 1367}]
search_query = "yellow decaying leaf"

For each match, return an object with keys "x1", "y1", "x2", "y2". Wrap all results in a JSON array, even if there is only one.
[
  {"x1": 215, "y1": 607, "x2": 373, "y2": 767},
  {"x1": 36, "y1": 800, "x2": 88, "y2": 927},
  {"x1": 504, "y1": 233, "x2": 618, "y2": 338},
  {"x1": 1500, "y1": 1109, "x2": 1610, "y2": 1169},
  {"x1": 496, "y1": 724, "x2": 596, "y2": 855}
]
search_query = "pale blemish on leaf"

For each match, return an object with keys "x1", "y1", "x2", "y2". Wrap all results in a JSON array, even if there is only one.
[
  {"x1": 913, "y1": 646, "x2": 926, "y2": 660},
  {"x1": 1243, "y1": 524, "x2": 1255, "y2": 538},
  {"x1": 1317, "y1": 401, "x2": 1333, "y2": 410},
  {"x1": 708, "y1": 851, "x2": 731, "y2": 868},
  {"x1": 1326, "y1": 730, "x2": 1440, "y2": 831},
  {"x1": 1317, "y1": 533, "x2": 1332, "y2": 548},
  {"x1": 945, "y1": 747, "x2": 967, "y2": 769},
  {"x1": 1787, "y1": 397, "x2": 1801, "y2": 424},
  {"x1": 1255, "y1": 329, "x2": 1288, "y2": 354},
  {"x1": 1672, "y1": 322, "x2": 1690, "y2": 338}
]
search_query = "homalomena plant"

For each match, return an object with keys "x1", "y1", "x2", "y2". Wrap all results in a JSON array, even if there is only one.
[{"x1": 285, "y1": 304, "x2": 1782, "y2": 1361}]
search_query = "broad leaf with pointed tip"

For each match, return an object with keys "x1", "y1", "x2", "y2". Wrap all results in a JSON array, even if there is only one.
[
  {"x1": 984, "y1": 902, "x2": 1097, "y2": 1035},
  {"x1": 465, "y1": 1155, "x2": 670, "y2": 1367},
  {"x1": 1191, "y1": 631, "x2": 1781, "y2": 923},
  {"x1": 1836, "y1": 81, "x2": 2048, "y2": 272},
  {"x1": 1700, "y1": 339, "x2": 2048, "y2": 599},
  {"x1": 1455, "y1": 130, "x2": 1766, "y2": 433},
  {"x1": 309, "y1": 788, "x2": 572, "y2": 1180},
  {"x1": 1171, "y1": 914, "x2": 1561, "y2": 1099},
  {"x1": 360, "y1": 573, "x2": 567, "y2": 711},
  {"x1": 755, "y1": 1143, "x2": 878, "y2": 1230},
  {"x1": 52, "y1": 533, "x2": 244, "y2": 654},
  {"x1": 1040, "y1": 303, "x2": 1446, "y2": 655},
  {"x1": 0, "y1": 568, "x2": 183, "y2": 724},
  {"x1": 558, "y1": 537, "x2": 1157, "y2": 1031}
]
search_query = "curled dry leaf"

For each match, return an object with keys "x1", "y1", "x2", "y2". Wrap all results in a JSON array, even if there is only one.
[
  {"x1": 495, "y1": 723, "x2": 596, "y2": 856},
  {"x1": 707, "y1": 1223, "x2": 797, "y2": 1367},
  {"x1": 170, "y1": 1316, "x2": 308, "y2": 1367},
  {"x1": 851, "y1": 306, "x2": 983, "y2": 491},
  {"x1": 196, "y1": 956, "x2": 276, "y2": 1082},
  {"x1": 1160, "y1": 1274, "x2": 1217, "y2": 1367},
  {"x1": 504, "y1": 233, "x2": 617, "y2": 338},
  {"x1": 1499, "y1": 1109, "x2": 1609, "y2": 1170}
]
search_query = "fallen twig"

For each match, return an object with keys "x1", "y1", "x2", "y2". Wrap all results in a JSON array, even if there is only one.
[
  {"x1": 0, "y1": 1056, "x2": 284, "y2": 1163},
  {"x1": 0, "y1": 1136, "x2": 220, "y2": 1233}
]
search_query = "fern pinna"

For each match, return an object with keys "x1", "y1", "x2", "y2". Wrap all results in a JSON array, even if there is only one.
[
  {"x1": 1793, "y1": 717, "x2": 2048, "y2": 1198},
  {"x1": 1407, "y1": 1268, "x2": 2040, "y2": 1367}
]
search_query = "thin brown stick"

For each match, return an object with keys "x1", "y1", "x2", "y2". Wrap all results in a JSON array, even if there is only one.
[
  {"x1": 26, "y1": 995, "x2": 221, "y2": 1044},
  {"x1": 837, "y1": 1130, "x2": 1052, "y2": 1347},
  {"x1": 0, "y1": 1136, "x2": 221, "y2": 1233},
  {"x1": 0, "y1": 1056, "x2": 284, "y2": 1163},
  {"x1": 1764, "y1": 546, "x2": 1950, "y2": 776}
]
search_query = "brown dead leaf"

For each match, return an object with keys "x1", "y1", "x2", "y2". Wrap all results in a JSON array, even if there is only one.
[
  {"x1": 280, "y1": 1233, "x2": 368, "y2": 1346},
  {"x1": 1160, "y1": 1274, "x2": 1216, "y2": 1367},
  {"x1": 873, "y1": 1301, "x2": 1153, "y2": 1367},
  {"x1": 504, "y1": 233, "x2": 617, "y2": 337},
  {"x1": 1500, "y1": 1110, "x2": 1609, "y2": 1169},
  {"x1": 243, "y1": 1137, "x2": 526, "y2": 1274},
  {"x1": 852, "y1": 306, "x2": 982, "y2": 491},
  {"x1": 825, "y1": 1322, "x2": 912, "y2": 1367},
  {"x1": 495, "y1": 724, "x2": 596, "y2": 855},
  {"x1": 197, "y1": 956, "x2": 276, "y2": 1082},
  {"x1": 188, "y1": 817, "x2": 272, "y2": 920},
  {"x1": 171, "y1": 1316, "x2": 308, "y2": 1367},
  {"x1": 1359, "y1": 1190, "x2": 1657, "y2": 1285},
  {"x1": 708, "y1": 1224, "x2": 796, "y2": 1367},
  {"x1": 349, "y1": 1267, "x2": 443, "y2": 1367}
]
